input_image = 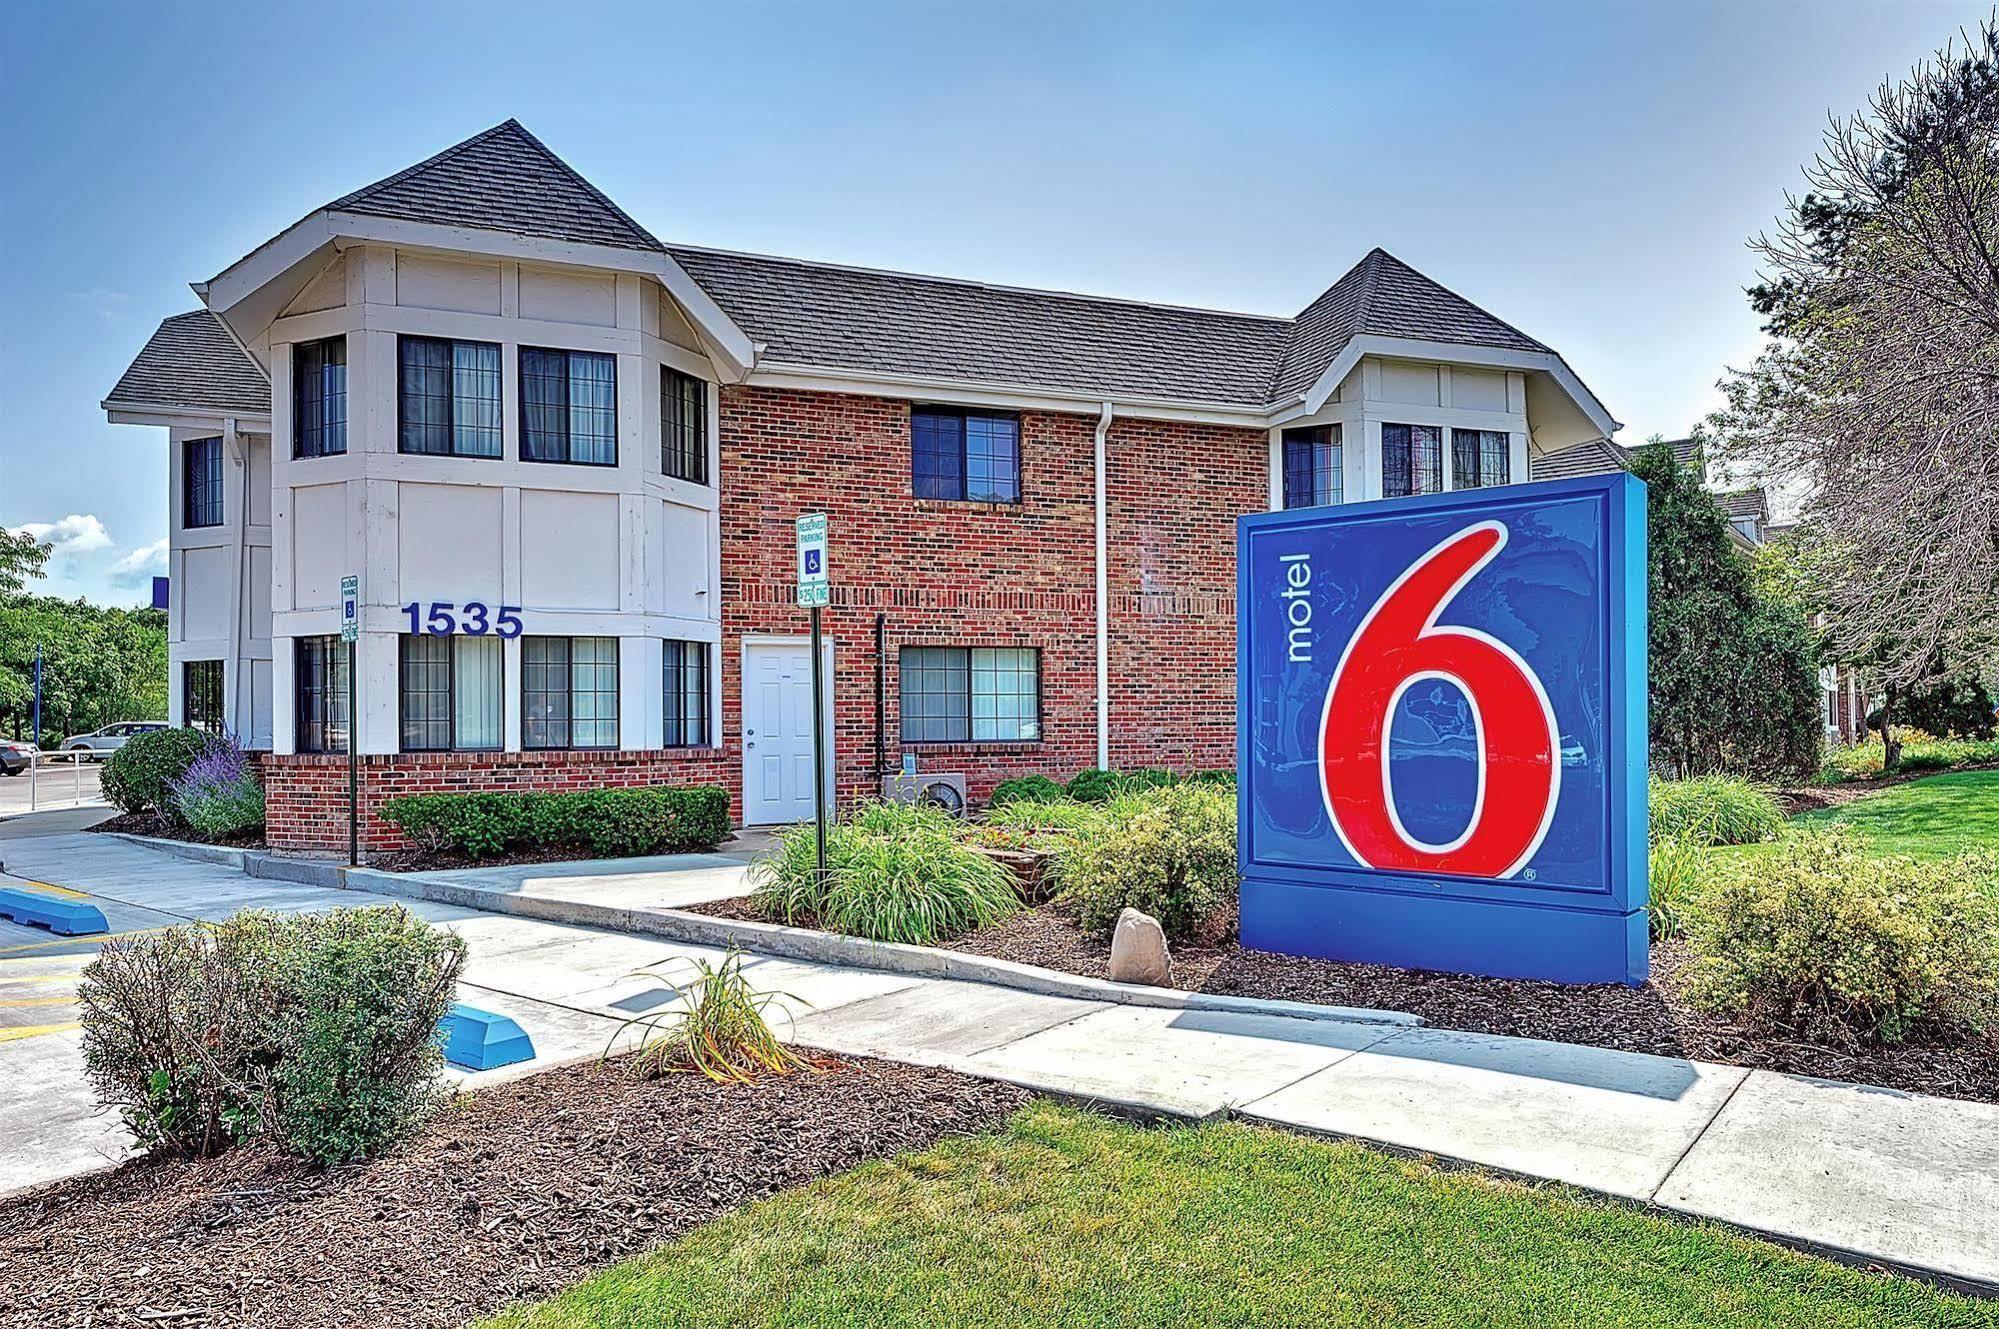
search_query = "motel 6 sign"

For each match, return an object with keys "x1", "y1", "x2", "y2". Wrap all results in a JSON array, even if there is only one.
[{"x1": 1237, "y1": 472, "x2": 1649, "y2": 985}]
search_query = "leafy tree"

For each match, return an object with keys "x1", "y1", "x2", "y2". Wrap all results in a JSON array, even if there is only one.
[
  {"x1": 0, "y1": 576, "x2": 167, "y2": 744},
  {"x1": 1717, "y1": 18, "x2": 1999, "y2": 701},
  {"x1": 1633, "y1": 442, "x2": 1822, "y2": 779},
  {"x1": 0, "y1": 528, "x2": 49, "y2": 596},
  {"x1": 1889, "y1": 674, "x2": 1997, "y2": 740}
]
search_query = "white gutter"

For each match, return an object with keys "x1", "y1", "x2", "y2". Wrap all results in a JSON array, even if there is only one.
[{"x1": 1093, "y1": 401, "x2": 1113, "y2": 770}]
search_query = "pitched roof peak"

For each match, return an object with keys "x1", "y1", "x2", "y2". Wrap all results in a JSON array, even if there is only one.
[{"x1": 322, "y1": 119, "x2": 664, "y2": 254}]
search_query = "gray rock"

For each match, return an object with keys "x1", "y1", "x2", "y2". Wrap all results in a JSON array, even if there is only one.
[{"x1": 1108, "y1": 907, "x2": 1173, "y2": 987}]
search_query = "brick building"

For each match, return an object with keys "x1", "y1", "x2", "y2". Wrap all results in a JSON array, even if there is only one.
[{"x1": 102, "y1": 120, "x2": 1621, "y2": 850}]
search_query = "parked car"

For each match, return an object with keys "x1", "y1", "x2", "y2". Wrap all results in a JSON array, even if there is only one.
[
  {"x1": 59, "y1": 721, "x2": 168, "y2": 760},
  {"x1": 0, "y1": 740, "x2": 36, "y2": 776}
]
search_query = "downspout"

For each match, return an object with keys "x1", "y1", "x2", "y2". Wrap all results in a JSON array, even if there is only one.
[
  {"x1": 224, "y1": 417, "x2": 248, "y2": 739},
  {"x1": 1093, "y1": 401, "x2": 1113, "y2": 771}
]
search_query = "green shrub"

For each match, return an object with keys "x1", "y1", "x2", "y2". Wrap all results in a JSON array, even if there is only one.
[
  {"x1": 102, "y1": 726, "x2": 214, "y2": 819},
  {"x1": 989, "y1": 774, "x2": 1068, "y2": 807},
  {"x1": 1684, "y1": 832, "x2": 1999, "y2": 1045},
  {"x1": 1117, "y1": 768, "x2": 1178, "y2": 795},
  {"x1": 1187, "y1": 769, "x2": 1237, "y2": 788},
  {"x1": 1646, "y1": 836, "x2": 1709, "y2": 941},
  {"x1": 986, "y1": 799, "x2": 1102, "y2": 833},
  {"x1": 1821, "y1": 734, "x2": 1999, "y2": 783},
  {"x1": 1060, "y1": 783, "x2": 1238, "y2": 939},
  {"x1": 378, "y1": 785, "x2": 730, "y2": 859},
  {"x1": 78, "y1": 919, "x2": 277, "y2": 1155},
  {"x1": 750, "y1": 802, "x2": 1020, "y2": 945},
  {"x1": 1065, "y1": 768, "x2": 1123, "y2": 803},
  {"x1": 1648, "y1": 774, "x2": 1785, "y2": 847},
  {"x1": 259, "y1": 907, "x2": 466, "y2": 1165},
  {"x1": 78, "y1": 906, "x2": 465, "y2": 1165},
  {"x1": 167, "y1": 733, "x2": 265, "y2": 837}
]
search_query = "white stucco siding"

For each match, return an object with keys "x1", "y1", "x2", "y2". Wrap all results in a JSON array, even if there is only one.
[
  {"x1": 1265, "y1": 356, "x2": 1531, "y2": 509},
  {"x1": 165, "y1": 423, "x2": 274, "y2": 746},
  {"x1": 259, "y1": 244, "x2": 723, "y2": 755}
]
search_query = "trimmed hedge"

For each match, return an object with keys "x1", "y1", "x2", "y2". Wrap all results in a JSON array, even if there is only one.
[
  {"x1": 989, "y1": 774, "x2": 1068, "y2": 807},
  {"x1": 379, "y1": 785, "x2": 730, "y2": 860},
  {"x1": 102, "y1": 727, "x2": 213, "y2": 819}
]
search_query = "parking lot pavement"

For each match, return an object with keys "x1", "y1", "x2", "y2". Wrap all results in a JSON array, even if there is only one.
[
  {"x1": 0, "y1": 832, "x2": 911, "y2": 1197},
  {"x1": 0, "y1": 759, "x2": 104, "y2": 821}
]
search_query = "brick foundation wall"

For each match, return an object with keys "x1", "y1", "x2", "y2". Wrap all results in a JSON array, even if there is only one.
[{"x1": 261, "y1": 749, "x2": 733, "y2": 852}]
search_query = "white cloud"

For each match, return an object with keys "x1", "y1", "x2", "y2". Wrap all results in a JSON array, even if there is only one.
[
  {"x1": 16, "y1": 514, "x2": 113, "y2": 561},
  {"x1": 108, "y1": 538, "x2": 168, "y2": 586}
]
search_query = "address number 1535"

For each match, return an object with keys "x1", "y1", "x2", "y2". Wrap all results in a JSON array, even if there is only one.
[{"x1": 400, "y1": 601, "x2": 523, "y2": 638}]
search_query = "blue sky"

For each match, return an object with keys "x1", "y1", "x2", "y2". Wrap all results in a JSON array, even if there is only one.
[{"x1": 0, "y1": 0, "x2": 1976, "y2": 605}]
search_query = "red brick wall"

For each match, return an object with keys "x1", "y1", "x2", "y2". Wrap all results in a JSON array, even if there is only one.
[
  {"x1": 262, "y1": 386, "x2": 1271, "y2": 849},
  {"x1": 261, "y1": 749, "x2": 732, "y2": 852}
]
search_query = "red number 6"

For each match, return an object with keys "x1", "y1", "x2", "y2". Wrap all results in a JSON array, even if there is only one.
[{"x1": 1318, "y1": 520, "x2": 1559, "y2": 879}]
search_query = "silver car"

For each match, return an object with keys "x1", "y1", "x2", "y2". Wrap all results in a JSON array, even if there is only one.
[{"x1": 60, "y1": 721, "x2": 168, "y2": 760}]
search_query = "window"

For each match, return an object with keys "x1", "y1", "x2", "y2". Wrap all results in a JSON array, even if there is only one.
[
  {"x1": 662, "y1": 367, "x2": 708, "y2": 484},
  {"x1": 294, "y1": 635, "x2": 348, "y2": 753},
  {"x1": 1451, "y1": 429, "x2": 1511, "y2": 489},
  {"x1": 399, "y1": 337, "x2": 502, "y2": 457},
  {"x1": 522, "y1": 636, "x2": 618, "y2": 749},
  {"x1": 521, "y1": 348, "x2": 617, "y2": 465},
  {"x1": 184, "y1": 660, "x2": 224, "y2": 733},
  {"x1": 912, "y1": 408, "x2": 1020, "y2": 503},
  {"x1": 662, "y1": 640, "x2": 712, "y2": 746},
  {"x1": 1382, "y1": 423, "x2": 1443, "y2": 498},
  {"x1": 1281, "y1": 425, "x2": 1342, "y2": 509},
  {"x1": 293, "y1": 337, "x2": 348, "y2": 458},
  {"x1": 399, "y1": 635, "x2": 503, "y2": 751},
  {"x1": 900, "y1": 647, "x2": 1040, "y2": 743},
  {"x1": 183, "y1": 436, "x2": 223, "y2": 528}
]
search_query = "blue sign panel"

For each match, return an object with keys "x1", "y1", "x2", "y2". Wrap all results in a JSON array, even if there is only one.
[{"x1": 1236, "y1": 472, "x2": 1649, "y2": 985}]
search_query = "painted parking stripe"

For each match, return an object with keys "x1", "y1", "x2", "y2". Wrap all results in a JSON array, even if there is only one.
[
  {"x1": 0, "y1": 1021, "x2": 81, "y2": 1043},
  {"x1": 0, "y1": 995, "x2": 75, "y2": 1008},
  {"x1": 6, "y1": 880, "x2": 92, "y2": 901},
  {"x1": 0, "y1": 925, "x2": 175, "y2": 957}
]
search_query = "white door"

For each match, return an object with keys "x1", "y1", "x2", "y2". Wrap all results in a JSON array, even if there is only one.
[{"x1": 742, "y1": 640, "x2": 832, "y2": 825}]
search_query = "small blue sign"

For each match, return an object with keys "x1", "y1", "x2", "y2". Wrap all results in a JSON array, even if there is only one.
[{"x1": 1236, "y1": 472, "x2": 1649, "y2": 985}]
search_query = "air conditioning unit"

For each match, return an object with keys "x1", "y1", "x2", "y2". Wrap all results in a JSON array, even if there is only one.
[{"x1": 881, "y1": 772, "x2": 967, "y2": 816}]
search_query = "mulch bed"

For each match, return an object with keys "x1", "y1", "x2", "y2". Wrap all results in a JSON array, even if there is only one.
[
  {"x1": 0, "y1": 1056, "x2": 1028, "y2": 1329},
  {"x1": 945, "y1": 902, "x2": 1999, "y2": 1106},
  {"x1": 86, "y1": 809, "x2": 264, "y2": 850}
]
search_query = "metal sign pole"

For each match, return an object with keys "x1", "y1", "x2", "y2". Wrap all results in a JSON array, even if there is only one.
[
  {"x1": 347, "y1": 639, "x2": 358, "y2": 867},
  {"x1": 795, "y1": 513, "x2": 831, "y2": 883},
  {"x1": 810, "y1": 603, "x2": 827, "y2": 881}
]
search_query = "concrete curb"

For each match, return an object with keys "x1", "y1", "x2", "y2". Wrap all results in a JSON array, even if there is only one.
[{"x1": 107, "y1": 831, "x2": 1419, "y2": 1029}]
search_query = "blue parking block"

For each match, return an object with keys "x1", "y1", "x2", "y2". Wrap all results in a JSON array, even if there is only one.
[
  {"x1": 438, "y1": 1003, "x2": 534, "y2": 1071},
  {"x1": 0, "y1": 886, "x2": 108, "y2": 936}
]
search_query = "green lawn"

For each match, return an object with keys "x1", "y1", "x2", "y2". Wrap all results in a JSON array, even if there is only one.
[
  {"x1": 480, "y1": 1101, "x2": 1985, "y2": 1329},
  {"x1": 1793, "y1": 769, "x2": 1999, "y2": 861}
]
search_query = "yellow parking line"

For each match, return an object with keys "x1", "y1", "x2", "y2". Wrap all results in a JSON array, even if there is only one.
[
  {"x1": 0, "y1": 972, "x2": 81, "y2": 985},
  {"x1": 0, "y1": 925, "x2": 173, "y2": 957},
  {"x1": 0, "y1": 1021, "x2": 81, "y2": 1043},
  {"x1": 8, "y1": 880, "x2": 91, "y2": 901},
  {"x1": 0, "y1": 995, "x2": 74, "y2": 1008}
]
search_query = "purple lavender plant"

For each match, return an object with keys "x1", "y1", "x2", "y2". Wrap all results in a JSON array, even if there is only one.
[{"x1": 170, "y1": 730, "x2": 265, "y2": 837}]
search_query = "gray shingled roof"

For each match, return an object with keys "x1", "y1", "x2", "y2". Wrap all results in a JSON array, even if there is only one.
[
  {"x1": 104, "y1": 311, "x2": 269, "y2": 415},
  {"x1": 1718, "y1": 487, "x2": 1769, "y2": 523},
  {"x1": 670, "y1": 246, "x2": 1291, "y2": 406},
  {"x1": 1528, "y1": 436, "x2": 1630, "y2": 482},
  {"x1": 1270, "y1": 249, "x2": 1550, "y2": 400},
  {"x1": 325, "y1": 119, "x2": 664, "y2": 253}
]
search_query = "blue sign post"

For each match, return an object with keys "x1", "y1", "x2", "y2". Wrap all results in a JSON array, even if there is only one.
[{"x1": 1237, "y1": 472, "x2": 1649, "y2": 985}]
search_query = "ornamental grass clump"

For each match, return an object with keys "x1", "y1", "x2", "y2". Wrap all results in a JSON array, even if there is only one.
[
  {"x1": 1684, "y1": 831, "x2": 1999, "y2": 1046},
  {"x1": 1646, "y1": 835, "x2": 1709, "y2": 941},
  {"x1": 168, "y1": 731, "x2": 265, "y2": 838},
  {"x1": 750, "y1": 801, "x2": 1020, "y2": 945},
  {"x1": 1060, "y1": 782, "x2": 1237, "y2": 939},
  {"x1": 618, "y1": 952, "x2": 820, "y2": 1085},
  {"x1": 1648, "y1": 774, "x2": 1785, "y2": 847}
]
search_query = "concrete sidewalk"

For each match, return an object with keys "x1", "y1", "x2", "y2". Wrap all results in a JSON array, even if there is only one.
[{"x1": 7, "y1": 832, "x2": 1995, "y2": 1292}]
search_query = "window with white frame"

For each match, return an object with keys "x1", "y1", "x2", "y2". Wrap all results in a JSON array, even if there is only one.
[
  {"x1": 521, "y1": 348, "x2": 617, "y2": 465},
  {"x1": 1281, "y1": 424, "x2": 1342, "y2": 509},
  {"x1": 662, "y1": 640, "x2": 711, "y2": 746},
  {"x1": 900, "y1": 646, "x2": 1040, "y2": 743},
  {"x1": 1451, "y1": 429, "x2": 1511, "y2": 489},
  {"x1": 183, "y1": 436, "x2": 223, "y2": 528},
  {"x1": 522, "y1": 636, "x2": 618, "y2": 749},
  {"x1": 1382, "y1": 423, "x2": 1443, "y2": 498},
  {"x1": 293, "y1": 337, "x2": 348, "y2": 458},
  {"x1": 912, "y1": 407, "x2": 1021, "y2": 503},
  {"x1": 295, "y1": 635, "x2": 348, "y2": 753},
  {"x1": 399, "y1": 635, "x2": 503, "y2": 751},
  {"x1": 399, "y1": 336, "x2": 503, "y2": 457},
  {"x1": 662, "y1": 367, "x2": 708, "y2": 484}
]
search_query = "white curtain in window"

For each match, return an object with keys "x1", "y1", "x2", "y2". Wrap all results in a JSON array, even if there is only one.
[{"x1": 454, "y1": 635, "x2": 503, "y2": 750}]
